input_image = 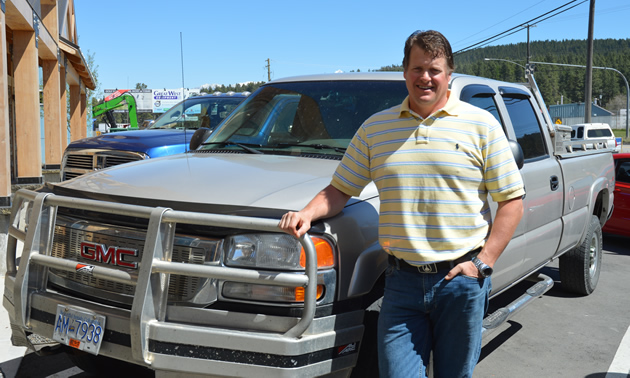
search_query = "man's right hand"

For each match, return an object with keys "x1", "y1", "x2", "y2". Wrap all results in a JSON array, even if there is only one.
[
  {"x1": 278, "y1": 211, "x2": 312, "y2": 239},
  {"x1": 277, "y1": 184, "x2": 351, "y2": 239}
]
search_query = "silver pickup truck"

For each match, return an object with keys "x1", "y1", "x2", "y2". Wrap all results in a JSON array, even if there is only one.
[{"x1": 3, "y1": 72, "x2": 615, "y2": 377}]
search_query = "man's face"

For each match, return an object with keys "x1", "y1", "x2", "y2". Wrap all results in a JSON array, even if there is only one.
[{"x1": 403, "y1": 45, "x2": 452, "y2": 118}]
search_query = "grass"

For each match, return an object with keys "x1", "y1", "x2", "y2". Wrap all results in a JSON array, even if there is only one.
[{"x1": 613, "y1": 129, "x2": 630, "y2": 143}]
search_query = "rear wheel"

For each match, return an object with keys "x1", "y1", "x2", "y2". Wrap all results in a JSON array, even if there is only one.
[{"x1": 559, "y1": 215, "x2": 603, "y2": 295}]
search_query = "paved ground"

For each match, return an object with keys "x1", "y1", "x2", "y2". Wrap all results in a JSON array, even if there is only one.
[{"x1": 0, "y1": 275, "x2": 26, "y2": 378}]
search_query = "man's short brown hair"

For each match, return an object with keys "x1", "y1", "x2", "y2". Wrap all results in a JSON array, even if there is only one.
[{"x1": 403, "y1": 30, "x2": 455, "y2": 73}]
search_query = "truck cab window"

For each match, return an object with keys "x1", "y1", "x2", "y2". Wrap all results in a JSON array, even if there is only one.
[
  {"x1": 466, "y1": 95, "x2": 502, "y2": 127},
  {"x1": 503, "y1": 95, "x2": 547, "y2": 160},
  {"x1": 460, "y1": 84, "x2": 505, "y2": 133}
]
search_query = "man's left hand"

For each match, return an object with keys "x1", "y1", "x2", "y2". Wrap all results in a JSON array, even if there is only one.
[{"x1": 445, "y1": 261, "x2": 480, "y2": 280}]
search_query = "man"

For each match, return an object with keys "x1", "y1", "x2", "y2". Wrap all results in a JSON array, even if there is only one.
[{"x1": 279, "y1": 30, "x2": 524, "y2": 377}]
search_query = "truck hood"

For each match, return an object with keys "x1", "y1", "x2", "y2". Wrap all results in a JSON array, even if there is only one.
[
  {"x1": 67, "y1": 129, "x2": 194, "y2": 155},
  {"x1": 53, "y1": 153, "x2": 376, "y2": 211}
]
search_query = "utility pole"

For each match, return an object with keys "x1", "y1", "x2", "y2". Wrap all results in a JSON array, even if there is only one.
[
  {"x1": 266, "y1": 58, "x2": 271, "y2": 82},
  {"x1": 584, "y1": 0, "x2": 596, "y2": 123},
  {"x1": 523, "y1": 24, "x2": 536, "y2": 67}
]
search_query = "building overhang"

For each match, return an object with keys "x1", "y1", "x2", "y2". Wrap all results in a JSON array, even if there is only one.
[
  {"x1": 4, "y1": 0, "x2": 95, "y2": 91},
  {"x1": 59, "y1": 36, "x2": 96, "y2": 90}
]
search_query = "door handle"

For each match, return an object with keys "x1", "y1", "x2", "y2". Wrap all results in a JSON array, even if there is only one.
[{"x1": 550, "y1": 176, "x2": 559, "y2": 191}]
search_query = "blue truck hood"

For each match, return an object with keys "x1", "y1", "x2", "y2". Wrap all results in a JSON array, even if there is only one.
[
  {"x1": 54, "y1": 153, "x2": 376, "y2": 211},
  {"x1": 67, "y1": 129, "x2": 196, "y2": 157}
]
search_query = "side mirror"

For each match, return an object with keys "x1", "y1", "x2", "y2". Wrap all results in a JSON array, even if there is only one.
[
  {"x1": 508, "y1": 140, "x2": 524, "y2": 170},
  {"x1": 189, "y1": 127, "x2": 213, "y2": 151}
]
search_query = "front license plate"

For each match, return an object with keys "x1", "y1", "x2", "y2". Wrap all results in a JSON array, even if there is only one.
[{"x1": 52, "y1": 305, "x2": 106, "y2": 355}]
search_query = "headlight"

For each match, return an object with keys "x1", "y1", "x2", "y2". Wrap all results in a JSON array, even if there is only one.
[
  {"x1": 222, "y1": 282, "x2": 325, "y2": 303},
  {"x1": 223, "y1": 233, "x2": 336, "y2": 304},
  {"x1": 224, "y1": 233, "x2": 335, "y2": 270}
]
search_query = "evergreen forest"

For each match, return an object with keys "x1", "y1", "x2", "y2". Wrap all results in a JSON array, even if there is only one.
[
  {"x1": 200, "y1": 81, "x2": 266, "y2": 95},
  {"x1": 377, "y1": 39, "x2": 630, "y2": 112}
]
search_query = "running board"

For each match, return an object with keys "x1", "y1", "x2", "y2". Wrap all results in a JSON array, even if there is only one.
[{"x1": 482, "y1": 273, "x2": 554, "y2": 338}]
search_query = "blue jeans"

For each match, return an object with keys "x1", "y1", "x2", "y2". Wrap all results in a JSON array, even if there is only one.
[{"x1": 377, "y1": 264, "x2": 491, "y2": 378}]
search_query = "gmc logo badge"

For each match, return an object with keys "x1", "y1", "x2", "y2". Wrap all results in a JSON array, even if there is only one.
[{"x1": 80, "y1": 242, "x2": 138, "y2": 269}]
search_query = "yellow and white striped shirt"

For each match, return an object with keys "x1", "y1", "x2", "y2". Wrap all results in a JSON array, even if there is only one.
[{"x1": 331, "y1": 94, "x2": 525, "y2": 264}]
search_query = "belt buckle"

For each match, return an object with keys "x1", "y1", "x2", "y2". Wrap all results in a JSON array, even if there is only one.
[{"x1": 417, "y1": 263, "x2": 438, "y2": 274}]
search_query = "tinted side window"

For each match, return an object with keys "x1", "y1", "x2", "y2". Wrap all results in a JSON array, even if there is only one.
[
  {"x1": 577, "y1": 127, "x2": 584, "y2": 139},
  {"x1": 460, "y1": 84, "x2": 505, "y2": 132},
  {"x1": 503, "y1": 96, "x2": 547, "y2": 160},
  {"x1": 587, "y1": 128, "x2": 613, "y2": 138},
  {"x1": 465, "y1": 95, "x2": 502, "y2": 126},
  {"x1": 617, "y1": 161, "x2": 630, "y2": 184}
]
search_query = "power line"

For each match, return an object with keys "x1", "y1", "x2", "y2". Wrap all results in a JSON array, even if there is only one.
[
  {"x1": 454, "y1": 0, "x2": 587, "y2": 55},
  {"x1": 453, "y1": 0, "x2": 546, "y2": 46}
]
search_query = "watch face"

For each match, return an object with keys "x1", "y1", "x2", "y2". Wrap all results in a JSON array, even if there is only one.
[
  {"x1": 473, "y1": 257, "x2": 492, "y2": 277},
  {"x1": 481, "y1": 266, "x2": 493, "y2": 277}
]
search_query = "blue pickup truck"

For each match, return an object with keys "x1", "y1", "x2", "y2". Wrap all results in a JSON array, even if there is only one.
[{"x1": 61, "y1": 91, "x2": 249, "y2": 180}]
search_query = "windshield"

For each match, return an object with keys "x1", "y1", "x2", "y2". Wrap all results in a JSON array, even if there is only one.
[
  {"x1": 150, "y1": 96, "x2": 245, "y2": 130},
  {"x1": 200, "y1": 80, "x2": 408, "y2": 156}
]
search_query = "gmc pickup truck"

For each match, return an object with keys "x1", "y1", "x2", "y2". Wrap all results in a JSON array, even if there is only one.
[{"x1": 3, "y1": 72, "x2": 615, "y2": 377}]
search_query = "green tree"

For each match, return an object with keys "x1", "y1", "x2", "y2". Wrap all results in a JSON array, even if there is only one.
[
  {"x1": 200, "y1": 81, "x2": 266, "y2": 94},
  {"x1": 84, "y1": 50, "x2": 100, "y2": 136}
]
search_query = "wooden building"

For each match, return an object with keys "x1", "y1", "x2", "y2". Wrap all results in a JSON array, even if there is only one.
[{"x1": 0, "y1": 0, "x2": 94, "y2": 207}]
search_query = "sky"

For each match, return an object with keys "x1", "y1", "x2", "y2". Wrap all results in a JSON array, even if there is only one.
[{"x1": 73, "y1": 0, "x2": 630, "y2": 97}]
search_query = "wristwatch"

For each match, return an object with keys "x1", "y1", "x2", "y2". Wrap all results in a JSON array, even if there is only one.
[{"x1": 472, "y1": 257, "x2": 493, "y2": 278}]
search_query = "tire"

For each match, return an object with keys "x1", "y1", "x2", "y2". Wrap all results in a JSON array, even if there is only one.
[
  {"x1": 67, "y1": 349, "x2": 154, "y2": 377},
  {"x1": 559, "y1": 215, "x2": 603, "y2": 295}
]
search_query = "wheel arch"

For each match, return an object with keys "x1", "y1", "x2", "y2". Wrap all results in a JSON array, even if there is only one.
[
  {"x1": 591, "y1": 186, "x2": 611, "y2": 227},
  {"x1": 345, "y1": 243, "x2": 388, "y2": 300}
]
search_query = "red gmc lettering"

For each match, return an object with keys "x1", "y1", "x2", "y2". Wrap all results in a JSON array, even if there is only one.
[{"x1": 80, "y1": 242, "x2": 138, "y2": 269}]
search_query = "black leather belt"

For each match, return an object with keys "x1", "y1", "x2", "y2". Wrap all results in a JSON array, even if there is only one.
[{"x1": 388, "y1": 248, "x2": 481, "y2": 274}]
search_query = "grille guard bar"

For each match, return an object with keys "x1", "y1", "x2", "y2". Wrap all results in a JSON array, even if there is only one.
[{"x1": 5, "y1": 189, "x2": 317, "y2": 364}]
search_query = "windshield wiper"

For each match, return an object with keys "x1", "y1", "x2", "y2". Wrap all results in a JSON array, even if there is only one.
[
  {"x1": 273, "y1": 143, "x2": 347, "y2": 154},
  {"x1": 201, "y1": 141, "x2": 264, "y2": 154}
]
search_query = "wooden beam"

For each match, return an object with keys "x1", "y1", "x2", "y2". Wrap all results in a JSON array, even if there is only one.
[
  {"x1": 60, "y1": 62, "x2": 68, "y2": 147},
  {"x1": 5, "y1": 0, "x2": 34, "y2": 31},
  {"x1": 69, "y1": 84, "x2": 81, "y2": 141},
  {"x1": 36, "y1": 17, "x2": 57, "y2": 60},
  {"x1": 42, "y1": 59, "x2": 62, "y2": 167},
  {"x1": 0, "y1": 10, "x2": 12, "y2": 201},
  {"x1": 13, "y1": 29, "x2": 42, "y2": 180}
]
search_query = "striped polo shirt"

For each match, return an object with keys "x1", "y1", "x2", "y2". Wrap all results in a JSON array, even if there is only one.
[{"x1": 331, "y1": 93, "x2": 525, "y2": 265}]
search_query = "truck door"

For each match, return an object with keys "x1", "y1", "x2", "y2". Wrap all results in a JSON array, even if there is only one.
[
  {"x1": 459, "y1": 84, "x2": 528, "y2": 292},
  {"x1": 499, "y1": 87, "x2": 564, "y2": 276}
]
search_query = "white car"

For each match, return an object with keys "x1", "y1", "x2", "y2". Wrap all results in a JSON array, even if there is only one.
[{"x1": 570, "y1": 123, "x2": 619, "y2": 152}]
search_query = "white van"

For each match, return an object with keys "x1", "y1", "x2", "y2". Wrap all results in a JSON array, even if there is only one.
[{"x1": 570, "y1": 123, "x2": 618, "y2": 152}]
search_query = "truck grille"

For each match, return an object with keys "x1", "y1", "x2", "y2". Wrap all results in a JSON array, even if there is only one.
[
  {"x1": 48, "y1": 216, "x2": 222, "y2": 306},
  {"x1": 62, "y1": 150, "x2": 147, "y2": 180},
  {"x1": 65, "y1": 155, "x2": 94, "y2": 170}
]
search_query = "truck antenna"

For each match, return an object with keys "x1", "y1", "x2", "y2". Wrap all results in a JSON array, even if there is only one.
[{"x1": 181, "y1": 32, "x2": 188, "y2": 153}]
